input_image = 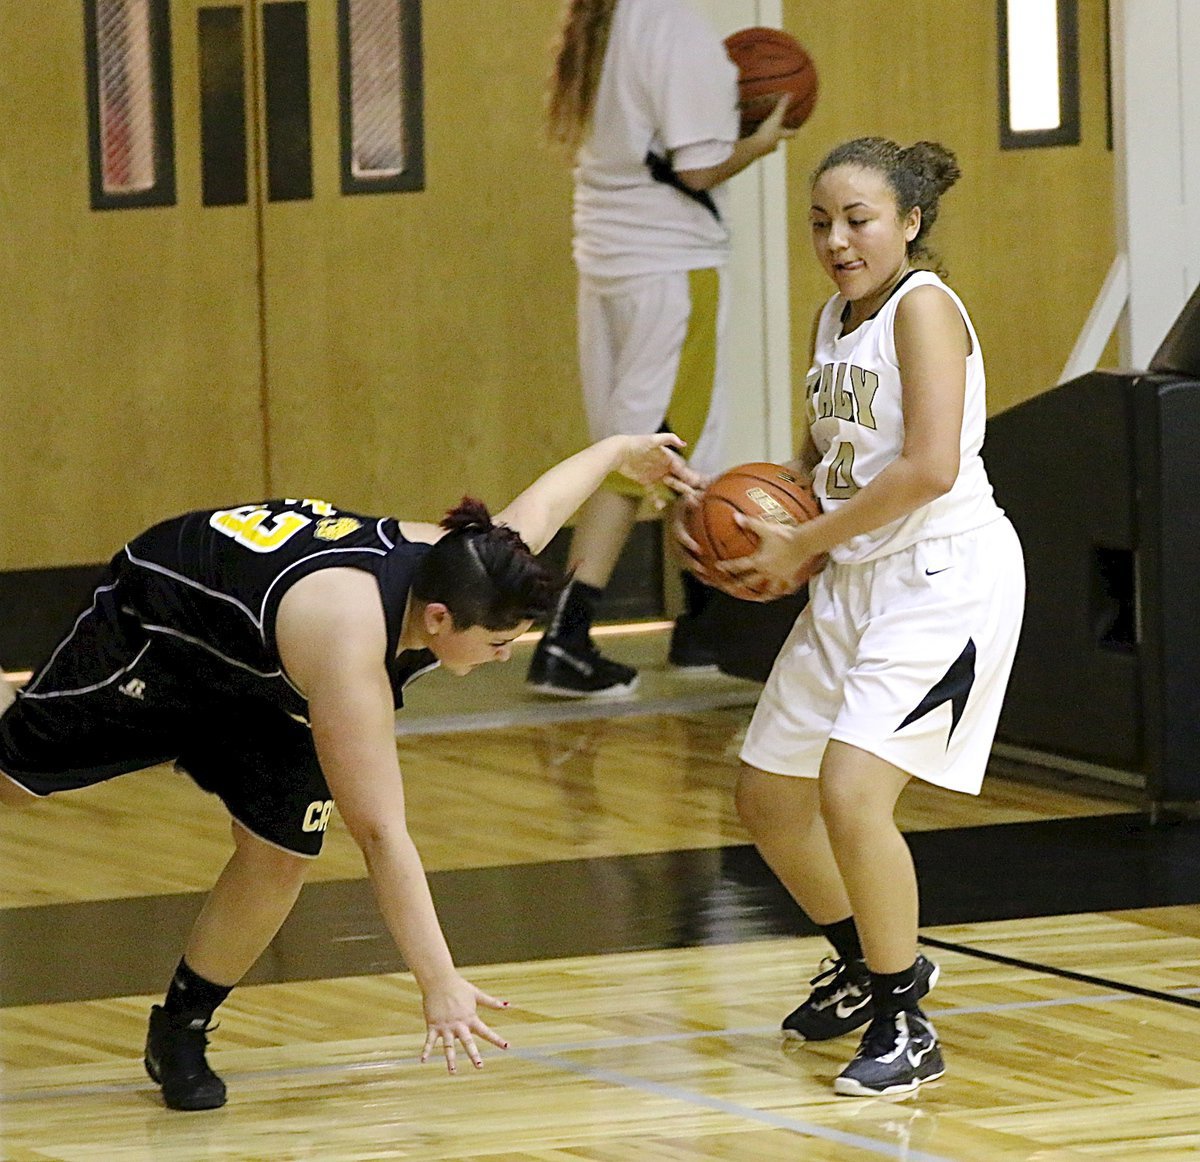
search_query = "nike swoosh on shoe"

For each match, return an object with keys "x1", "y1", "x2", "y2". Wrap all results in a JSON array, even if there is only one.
[{"x1": 833, "y1": 994, "x2": 872, "y2": 1020}]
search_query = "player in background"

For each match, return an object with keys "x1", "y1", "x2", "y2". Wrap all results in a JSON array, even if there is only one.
[
  {"x1": 0, "y1": 433, "x2": 691, "y2": 1111},
  {"x1": 697, "y1": 138, "x2": 1025, "y2": 1095},
  {"x1": 527, "y1": 0, "x2": 795, "y2": 698}
]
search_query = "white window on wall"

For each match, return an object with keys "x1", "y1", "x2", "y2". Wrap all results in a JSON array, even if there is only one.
[
  {"x1": 84, "y1": 0, "x2": 176, "y2": 208},
  {"x1": 999, "y1": 0, "x2": 1081, "y2": 149},
  {"x1": 339, "y1": 0, "x2": 425, "y2": 193}
]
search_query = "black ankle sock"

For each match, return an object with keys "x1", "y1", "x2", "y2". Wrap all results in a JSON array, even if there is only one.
[
  {"x1": 821, "y1": 916, "x2": 864, "y2": 964},
  {"x1": 163, "y1": 958, "x2": 233, "y2": 1023},
  {"x1": 869, "y1": 963, "x2": 919, "y2": 1018},
  {"x1": 548, "y1": 580, "x2": 602, "y2": 649},
  {"x1": 680, "y1": 570, "x2": 715, "y2": 620}
]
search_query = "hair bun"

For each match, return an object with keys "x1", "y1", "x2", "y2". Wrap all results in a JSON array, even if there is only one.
[
  {"x1": 902, "y1": 141, "x2": 961, "y2": 195},
  {"x1": 440, "y1": 496, "x2": 495, "y2": 534}
]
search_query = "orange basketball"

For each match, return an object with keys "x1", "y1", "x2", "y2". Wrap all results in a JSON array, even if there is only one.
[
  {"x1": 724, "y1": 27, "x2": 818, "y2": 137},
  {"x1": 684, "y1": 462, "x2": 822, "y2": 599}
]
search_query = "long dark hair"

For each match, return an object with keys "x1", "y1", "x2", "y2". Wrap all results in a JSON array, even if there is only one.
[
  {"x1": 411, "y1": 498, "x2": 561, "y2": 630},
  {"x1": 546, "y1": 0, "x2": 619, "y2": 153}
]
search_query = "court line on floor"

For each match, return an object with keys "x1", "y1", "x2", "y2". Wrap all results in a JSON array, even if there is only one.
[
  {"x1": 920, "y1": 934, "x2": 1200, "y2": 1011},
  {"x1": 509, "y1": 1045, "x2": 957, "y2": 1162},
  {"x1": 395, "y1": 689, "x2": 758, "y2": 736},
  {"x1": 6, "y1": 977, "x2": 1199, "y2": 1109}
]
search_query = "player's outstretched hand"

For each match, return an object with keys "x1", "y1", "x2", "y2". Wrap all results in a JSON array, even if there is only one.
[
  {"x1": 616, "y1": 433, "x2": 713, "y2": 514},
  {"x1": 615, "y1": 432, "x2": 687, "y2": 488},
  {"x1": 419, "y1": 974, "x2": 510, "y2": 1074}
]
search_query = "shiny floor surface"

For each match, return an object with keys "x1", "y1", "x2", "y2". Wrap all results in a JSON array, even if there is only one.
[{"x1": 2, "y1": 631, "x2": 1197, "y2": 1160}]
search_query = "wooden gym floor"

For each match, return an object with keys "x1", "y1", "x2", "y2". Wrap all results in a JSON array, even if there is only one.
[{"x1": 2, "y1": 628, "x2": 1198, "y2": 1160}]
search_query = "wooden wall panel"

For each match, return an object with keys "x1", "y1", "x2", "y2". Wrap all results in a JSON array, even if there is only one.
[
  {"x1": 782, "y1": 0, "x2": 1116, "y2": 414},
  {"x1": 0, "y1": 0, "x2": 1117, "y2": 574},
  {"x1": 260, "y1": 2, "x2": 584, "y2": 521},
  {"x1": 0, "y1": 1, "x2": 265, "y2": 570}
]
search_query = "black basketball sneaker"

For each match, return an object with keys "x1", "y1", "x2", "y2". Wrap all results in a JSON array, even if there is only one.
[
  {"x1": 145, "y1": 1005, "x2": 227, "y2": 1111},
  {"x1": 527, "y1": 636, "x2": 639, "y2": 698},
  {"x1": 834, "y1": 1008, "x2": 945, "y2": 1096},
  {"x1": 782, "y1": 953, "x2": 939, "y2": 1041}
]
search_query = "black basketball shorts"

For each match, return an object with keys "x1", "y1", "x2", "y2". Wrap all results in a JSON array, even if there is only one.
[{"x1": 0, "y1": 578, "x2": 334, "y2": 857}]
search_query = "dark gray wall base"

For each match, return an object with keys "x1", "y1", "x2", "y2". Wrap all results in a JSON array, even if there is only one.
[{"x1": 0, "y1": 564, "x2": 108, "y2": 671}]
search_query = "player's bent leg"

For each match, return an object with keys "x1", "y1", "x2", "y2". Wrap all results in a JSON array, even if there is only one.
[
  {"x1": 0, "y1": 675, "x2": 16, "y2": 716},
  {"x1": 737, "y1": 765, "x2": 878, "y2": 1040},
  {"x1": 818, "y1": 742, "x2": 943, "y2": 1095},
  {"x1": 185, "y1": 820, "x2": 311, "y2": 984},
  {"x1": 817, "y1": 742, "x2": 916, "y2": 972},
  {"x1": 146, "y1": 821, "x2": 312, "y2": 1111},
  {"x1": 735, "y1": 765, "x2": 849, "y2": 922}
]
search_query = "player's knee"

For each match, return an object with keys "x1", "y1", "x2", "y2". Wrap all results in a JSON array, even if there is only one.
[
  {"x1": 818, "y1": 779, "x2": 889, "y2": 849},
  {"x1": 734, "y1": 768, "x2": 771, "y2": 834},
  {"x1": 736, "y1": 766, "x2": 818, "y2": 837},
  {"x1": 231, "y1": 823, "x2": 311, "y2": 891}
]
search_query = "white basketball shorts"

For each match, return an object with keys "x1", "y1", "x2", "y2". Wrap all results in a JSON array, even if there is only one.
[
  {"x1": 741, "y1": 517, "x2": 1025, "y2": 794},
  {"x1": 577, "y1": 267, "x2": 728, "y2": 482}
]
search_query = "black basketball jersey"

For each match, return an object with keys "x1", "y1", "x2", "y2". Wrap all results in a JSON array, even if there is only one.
[{"x1": 116, "y1": 498, "x2": 437, "y2": 720}]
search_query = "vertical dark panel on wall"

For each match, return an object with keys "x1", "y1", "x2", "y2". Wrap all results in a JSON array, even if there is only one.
[
  {"x1": 1103, "y1": 0, "x2": 1113, "y2": 151},
  {"x1": 263, "y1": 2, "x2": 313, "y2": 201},
  {"x1": 198, "y1": 7, "x2": 248, "y2": 206}
]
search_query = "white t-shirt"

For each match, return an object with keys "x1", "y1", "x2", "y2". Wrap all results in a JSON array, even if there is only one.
[
  {"x1": 573, "y1": 0, "x2": 739, "y2": 278},
  {"x1": 805, "y1": 270, "x2": 1003, "y2": 563}
]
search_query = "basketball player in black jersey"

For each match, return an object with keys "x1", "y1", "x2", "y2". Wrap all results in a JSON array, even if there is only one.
[{"x1": 0, "y1": 433, "x2": 688, "y2": 1111}]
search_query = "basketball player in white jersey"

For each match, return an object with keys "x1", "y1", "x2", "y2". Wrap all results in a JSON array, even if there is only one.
[
  {"x1": 0, "y1": 433, "x2": 690, "y2": 1111},
  {"x1": 528, "y1": 0, "x2": 795, "y2": 697},
  {"x1": 712, "y1": 138, "x2": 1025, "y2": 1095}
]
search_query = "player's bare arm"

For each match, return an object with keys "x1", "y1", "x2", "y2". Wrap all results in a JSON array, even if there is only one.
[
  {"x1": 722, "y1": 287, "x2": 967, "y2": 592},
  {"x1": 276, "y1": 569, "x2": 508, "y2": 1072},
  {"x1": 676, "y1": 95, "x2": 794, "y2": 191},
  {"x1": 494, "y1": 433, "x2": 687, "y2": 553}
]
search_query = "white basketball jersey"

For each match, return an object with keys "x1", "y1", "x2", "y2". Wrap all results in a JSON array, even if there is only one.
[
  {"x1": 805, "y1": 270, "x2": 1003, "y2": 563},
  {"x1": 572, "y1": 0, "x2": 739, "y2": 278}
]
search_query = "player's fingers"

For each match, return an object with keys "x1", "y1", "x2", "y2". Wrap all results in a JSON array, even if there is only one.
[
  {"x1": 420, "y1": 1030, "x2": 438, "y2": 1063},
  {"x1": 732, "y1": 512, "x2": 772, "y2": 534},
  {"x1": 470, "y1": 1018, "x2": 510, "y2": 1051},
  {"x1": 443, "y1": 1039, "x2": 458, "y2": 1075},
  {"x1": 674, "y1": 522, "x2": 702, "y2": 554},
  {"x1": 653, "y1": 432, "x2": 686, "y2": 450},
  {"x1": 473, "y1": 988, "x2": 510, "y2": 1011},
  {"x1": 762, "y1": 93, "x2": 790, "y2": 128},
  {"x1": 717, "y1": 556, "x2": 756, "y2": 579},
  {"x1": 460, "y1": 1034, "x2": 484, "y2": 1070}
]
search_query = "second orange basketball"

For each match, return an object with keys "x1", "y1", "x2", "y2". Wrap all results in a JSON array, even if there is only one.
[{"x1": 724, "y1": 27, "x2": 818, "y2": 137}]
